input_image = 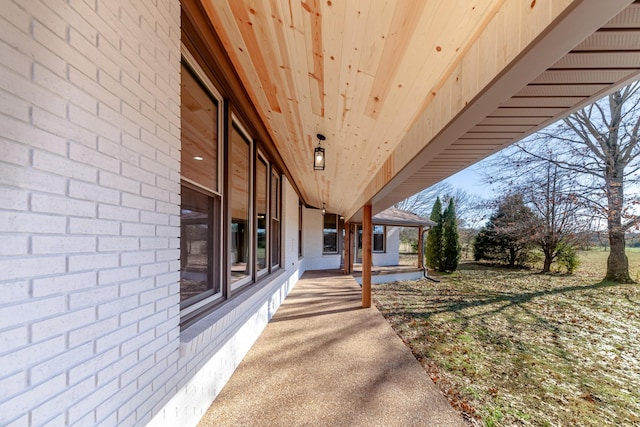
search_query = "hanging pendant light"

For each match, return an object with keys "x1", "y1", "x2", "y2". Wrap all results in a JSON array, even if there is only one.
[{"x1": 313, "y1": 133, "x2": 326, "y2": 170}]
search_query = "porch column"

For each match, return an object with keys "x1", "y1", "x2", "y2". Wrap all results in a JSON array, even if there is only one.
[
  {"x1": 362, "y1": 205, "x2": 372, "y2": 308},
  {"x1": 417, "y1": 226, "x2": 424, "y2": 269},
  {"x1": 347, "y1": 223, "x2": 355, "y2": 274},
  {"x1": 343, "y1": 221, "x2": 351, "y2": 274}
]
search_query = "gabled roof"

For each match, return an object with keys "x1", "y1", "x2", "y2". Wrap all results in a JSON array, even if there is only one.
[{"x1": 372, "y1": 208, "x2": 435, "y2": 229}]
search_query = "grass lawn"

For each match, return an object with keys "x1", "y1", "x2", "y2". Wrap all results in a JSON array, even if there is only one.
[{"x1": 373, "y1": 250, "x2": 640, "y2": 426}]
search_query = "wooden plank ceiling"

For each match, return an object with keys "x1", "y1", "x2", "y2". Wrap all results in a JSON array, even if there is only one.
[{"x1": 202, "y1": 0, "x2": 640, "y2": 220}]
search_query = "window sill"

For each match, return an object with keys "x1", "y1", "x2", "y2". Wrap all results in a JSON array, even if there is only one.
[{"x1": 178, "y1": 268, "x2": 289, "y2": 359}]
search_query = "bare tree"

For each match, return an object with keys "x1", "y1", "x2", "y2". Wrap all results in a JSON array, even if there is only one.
[
  {"x1": 511, "y1": 83, "x2": 640, "y2": 282},
  {"x1": 393, "y1": 181, "x2": 452, "y2": 217}
]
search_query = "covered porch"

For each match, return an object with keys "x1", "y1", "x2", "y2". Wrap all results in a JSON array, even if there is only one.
[{"x1": 197, "y1": 269, "x2": 464, "y2": 427}]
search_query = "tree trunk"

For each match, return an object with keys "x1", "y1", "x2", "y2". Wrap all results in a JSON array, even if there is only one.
[
  {"x1": 604, "y1": 172, "x2": 634, "y2": 283},
  {"x1": 542, "y1": 251, "x2": 552, "y2": 273}
]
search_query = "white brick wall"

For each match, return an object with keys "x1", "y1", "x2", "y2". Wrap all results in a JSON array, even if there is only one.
[{"x1": 0, "y1": 1, "x2": 181, "y2": 426}]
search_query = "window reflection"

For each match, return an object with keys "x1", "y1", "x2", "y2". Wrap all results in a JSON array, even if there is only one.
[{"x1": 230, "y1": 124, "x2": 252, "y2": 284}]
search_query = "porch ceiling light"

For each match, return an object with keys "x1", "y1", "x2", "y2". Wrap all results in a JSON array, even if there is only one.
[
  {"x1": 321, "y1": 202, "x2": 326, "y2": 216},
  {"x1": 313, "y1": 133, "x2": 326, "y2": 171}
]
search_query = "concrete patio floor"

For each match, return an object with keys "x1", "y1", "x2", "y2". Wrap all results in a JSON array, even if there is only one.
[{"x1": 197, "y1": 270, "x2": 466, "y2": 427}]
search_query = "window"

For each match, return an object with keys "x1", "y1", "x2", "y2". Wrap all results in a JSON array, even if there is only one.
[
  {"x1": 180, "y1": 60, "x2": 223, "y2": 318},
  {"x1": 230, "y1": 121, "x2": 253, "y2": 288},
  {"x1": 256, "y1": 155, "x2": 268, "y2": 276},
  {"x1": 179, "y1": 44, "x2": 285, "y2": 327},
  {"x1": 298, "y1": 201, "x2": 303, "y2": 258},
  {"x1": 323, "y1": 214, "x2": 339, "y2": 254},
  {"x1": 373, "y1": 225, "x2": 386, "y2": 253},
  {"x1": 270, "y1": 172, "x2": 281, "y2": 268}
]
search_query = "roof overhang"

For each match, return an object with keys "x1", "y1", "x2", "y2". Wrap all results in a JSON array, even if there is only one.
[{"x1": 191, "y1": 0, "x2": 640, "y2": 221}]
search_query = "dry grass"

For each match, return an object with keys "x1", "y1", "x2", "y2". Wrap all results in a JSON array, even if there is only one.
[{"x1": 373, "y1": 250, "x2": 640, "y2": 427}]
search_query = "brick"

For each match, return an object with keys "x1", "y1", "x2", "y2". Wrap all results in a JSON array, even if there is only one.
[
  {"x1": 140, "y1": 262, "x2": 168, "y2": 278},
  {"x1": 0, "y1": 187, "x2": 28, "y2": 210},
  {"x1": 69, "y1": 26, "x2": 119, "y2": 80},
  {"x1": 0, "y1": 297, "x2": 65, "y2": 329},
  {"x1": 140, "y1": 183, "x2": 171, "y2": 202},
  {"x1": 98, "y1": 237, "x2": 139, "y2": 252},
  {"x1": 69, "y1": 284, "x2": 118, "y2": 309},
  {"x1": 138, "y1": 311, "x2": 168, "y2": 335},
  {"x1": 122, "y1": 102, "x2": 156, "y2": 134},
  {"x1": 121, "y1": 193, "x2": 155, "y2": 211},
  {"x1": 0, "y1": 211, "x2": 66, "y2": 234},
  {"x1": 98, "y1": 68, "x2": 139, "y2": 110},
  {"x1": 47, "y1": 0, "x2": 98, "y2": 44},
  {"x1": 31, "y1": 377, "x2": 95, "y2": 426},
  {"x1": 0, "y1": 162, "x2": 67, "y2": 195},
  {"x1": 119, "y1": 250, "x2": 154, "y2": 266},
  {"x1": 141, "y1": 211, "x2": 168, "y2": 225},
  {"x1": 69, "y1": 104, "x2": 119, "y2": 143},
  {"x1": 0, "y1": 87, "x2": 30, "y2": 121},
  {"x1": 30, "y1": 341, "x2": 94, "y2": 384},
  {"x1": 0, "y1": 18, "x2": 66, "y2": 78},
  {"x1": 68, "y1": 316, "x2": 118, "y2": 348},
  {"x1": 139, "y1": 287, "x2": 167, "y2": 305},
  {"x1": 0, "y1": 326, "x2": 28, "y2": 354},
  {"x1": 0, "y1": 374, "x2": 66, "y2": 423},
  {"x1": 119, "y1": 303, "x2": 155, "y2": 330},
  {"x1": 122, "y1": 163, "x2": 155, "y2": 186},
  {"x1": 98, "y1": 294, "x2": 138, "y2": 319},
  {"x1": 0, "y1": 139, "x2": 28, "y2": 166},
  {"x1": 96, "y1": 351, "x2": 137, "y2": 388},
  {"x1": 98, "y1": 204, "x2": 139, "y2": 222},
  {"x1": 68, "y1": 253, "x2": 119, "y2": 272},
  {"x1": 33, "y1": 63, "x2": 97, "y2": 115},
  {"x1": 98, "y1": 102, "x2": 140, "y2": 138},
  {"x1": 32, "y1": 307, "x2": 95, "y2": 342},
  {"x1": 119, "y1": 277, "x2": 154, "y2": 297},
  {"x1": 95, "y1": 323, "x2": 137, "y2": 353},
  {"x1": 68, "y1": 377, "x2": 118, "y2": 424},
  {"x1": 0, "y1": 235, "x2": 28, "y2": 256},
  {"x1": 68, "y1": 65, "x2": 119, "y2": 112},
  {"x1": 35, "y1": 150, "x2": 96, "y2": 185},
  {"x1": 33, "y1": 193, "x2": 97, "y2": 218},
  {"x1": 155, "y1": 249, "x2": 178, "y2": 262},
  {"x1": 98, "y1": 170, "x2": 140, "y2": 194},
  {"x1": 69, "y1": 180, "x2": 120, "y2": 205},
  {"x1": 98, "y1": 265, "x2": 142, "y2": 286},
  {"x1": 68, "y1": 348, "x2": 118, "y2": 385},
  {"x1": 156, "y1": 225, "x2": 179, "y2": 238},
  {"x1": 69, "y1": 217, "x2": 120, "y2": 235},
  {"x1": 0, "y1": 1, "x2": 31, "y2": 34},
  {"x1": 19, "y1": 0, "x2": 68, "y2": 39},
  {"x1": 0, "y1": 335, "x2": 65, "y2": 377},
  {"x1": 0, "y1": 371, "x2": 26, "y2": 401},
  {"x1": 0, "y1": 65, "x2": 66, "y2": 119},
  {"x1": 0, "y1": 281, "x2": 30, "y2": 305},
  {"x1": 140, "y1": 237, "x2": 168, "y2": 250},
  {"x1": 0, "y1": 256, "x2": 66, "y2": 282},
  {"x1": 69, "y1": 142, "x2": 121, "y2": 175},
  {"x1": 33, "y1": 235, "x2": 95, "y2": 255},
  {"x1": 121, "y1": 222, "x2": 154, "y2": 237},
  {"x1": 98, "y1": 138, "x2": 139, "y2": 166},
  {"x1": 123, "y1": 133, "x2": 156, "y2": 162},
  {"x1": 33, "y1": 271, "x2": 97, "y2": 297},
  {"x1": 120, "y1": 330, "x2": 154, "y2": 358}
]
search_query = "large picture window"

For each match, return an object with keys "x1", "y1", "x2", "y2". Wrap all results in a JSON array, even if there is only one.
[
  {"x1": 230, "y1": 121, "x2": 253, "y2": 287},
  {"x1": 373, "y1": 225, "x2": 386, "y2": 253},
  {"x1": 323, "y1": 214, "x2": 339, "y2": 254},
  {"x1": 180, "y1": 59, "x2": 223, "y2": 318},
  {"x1": 270, "y1": 172, "x2": 281, "y2": 268},
  {"x1": 256, "y1": 155, "x2": 268, "y2": 276}
]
